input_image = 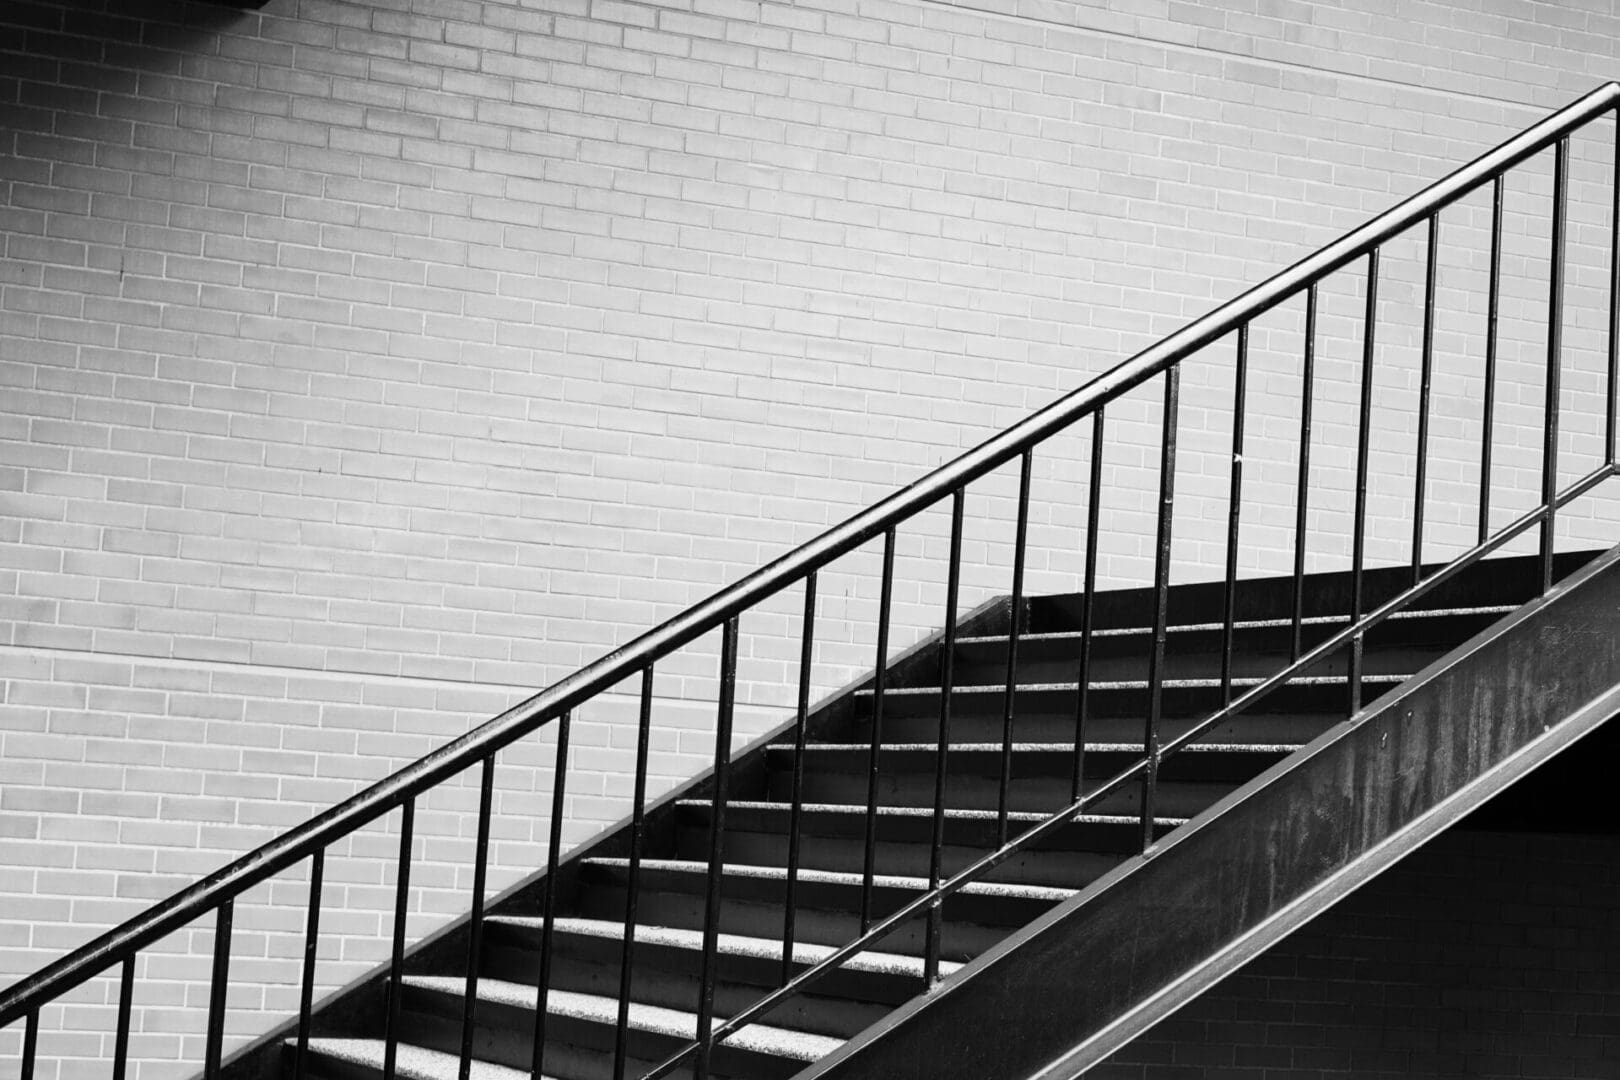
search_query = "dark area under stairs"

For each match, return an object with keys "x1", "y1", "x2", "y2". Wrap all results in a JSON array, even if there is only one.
[{"x1": 263, "y1": 550, "x2": 1601, "y2": 1080}]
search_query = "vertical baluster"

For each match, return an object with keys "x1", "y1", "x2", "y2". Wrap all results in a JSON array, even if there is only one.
[
  {"x1": 1221, "y1": 325, "x2": 1248, "y2": 705},
  {"x1": 925, "y1": 488, "x2": 966, "y2": 986},
  {"x1": 294, "y1": 849, "x2": 325, "y2": 1080},
  {"x1": 1350, "y1": 248, "x2": 1380, "y2": 716},
  {"x1": 19, "y1": 1009, "x2": 36, "y2": 1080},
  {"x1": 460, "y1": 756, "x2": 496, "y2": 1080},
  {"x1": 615, "y1": 681, "x2": 653, "y2": 1080},
  {"x1": 112, "y1": 955, "x2": 134, "y2": 1080},
  {"x1": 861, "y1": 531, "x2": 896, "y2": 934},
  {"x1": 1609, "y1": 114, "x2": 1619, "y2": 467},
  {"x1": 383, "y1": 798, "x2": 414, "y2": 1080},
  {"x1": 695, "y1": 617, "x2": 739, "y2": 1080},
  {"x1": 1542, "y1": 137, "x2": 1569, "y2": 595},
  {"x1": 204, "y1": 900, "x2": 233, "y2": 1080},
  {"x1": 1413, "y1": 214, "x2": 1439, "y2": 586},
  {"x1": 1481, "y1": 177, "x2": 1503, "y2": 545},
  {"x1": 532, "y1": 712, "x2": 572, "y2": 1080},
  {"x1": 1292, "y1": 285, "x2": 1317, "y2": 663},
  {"x1": 998, "y1": 450, "x2": 1033, "y2": 847},
  {"x1": 1072, "y1": 410, "x2": 1103, "y2": 803},
  {"x1": 782, "y1": 575, "x2": 816, "y2": 985},
  {"x1": 1140, "y1": 367, "x2": 1180, "y2": 853}
]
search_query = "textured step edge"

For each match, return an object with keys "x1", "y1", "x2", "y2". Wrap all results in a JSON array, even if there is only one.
[
  {"x1": 585, "y1": 858, "x2": 1077, "y2": 902},
  {"x1": 852, "y1": 674, "x2": 1408, "y2": 697},
  {"x1": 487, "y1": 915, "x2": 963, "y2": 978},
  {"x1": 679, "y1": 801, "x2": 1189, "y2": 828},
  {"x1": 954, "y1": 604, "x2": 1518, "y2": 644},
  {"x1": 406, "y1": 974, "x2": 843, "y2": 1062},
  {"x1": 295, "y1": 1037, "x2": 539, "y2": 1080}
]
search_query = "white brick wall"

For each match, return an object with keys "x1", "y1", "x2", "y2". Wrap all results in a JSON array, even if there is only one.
[{"x1": 3, "y1": 0, "x2": 1620, "y2": 1074}]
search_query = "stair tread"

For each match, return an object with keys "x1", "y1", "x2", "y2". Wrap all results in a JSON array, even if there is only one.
[
  {"x1": 771, "y1": 742, "x2": 1302, "y2": 753},
  {"x1": 405, "y1": 974, "x2": 843, "y2": 1062},
  {"x1": 854, "y1": 674, "x2": 1407, "y2": 695},
  {"x1": 487, "y1": 915, "x2": 963, "y2": 978},
  {"x1": 297, "y1": 1037, "x2": 540, "y2": 1080},
  {"x1": 954, "y1": 604, "x2": 1517, "y2": 643},
  {"x1": 680, "y1": 800, "x2": 1189, "y2": 827},
  {"x1": 585, "y1": 858, "x2": 1077, "y2": 902}
]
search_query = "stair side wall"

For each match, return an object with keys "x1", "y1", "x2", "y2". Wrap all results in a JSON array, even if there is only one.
[{"x1": 1094, "y1": 828, "x2": 1620, "y2": 1080}]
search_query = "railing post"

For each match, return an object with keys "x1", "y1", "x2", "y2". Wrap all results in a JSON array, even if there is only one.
[
  {"x1": 783, "y1": 576, "x2": 816, "y2": 985},
  {"x1": 1607, "y1": 106, "x2": 1620, "y2": 469},
  {"x1": 294, "y1": 849, "x2": 324, "y2": 1080},
  {"x1": 20, "y1": 1009, "x2": 37, "y2": 1080},
  {"x1": 532, "y1": 712, "x2": 572, "y2": 1080},
  {"x1": 925, "y1": 488, "x2": 966, "y2": 986},
  {"x1": 1221, "y1": 325, "x2": 1249, "y2": 705},
  {"x1": 1413, "y1": 213, "x2": 1439, "y2": 586},
  {"x1": 383, "y1": 798, "x2": 414, "y2": 1080},
  {"x1": 999, "y1": 450, "x2": 1033, "y2": 847},
  {"x1": 1481, "y1": 176, "x2": 1503, "y2": 545},
  {"x1": 615, "y1": 678, "x2": 654, "y2": 1080},
  {"x1": 862, "y1": 531, "x2": 896, "y2": 934},
  {"x1": 1291, "y1": 284, "x2": 1317, "y2": 662},
  {"x1": 1072, "y1": 409, "x2": 1104, "y2": 804},
  {"x1": 694, "y1": 616, "x2": 739, "y2": 1080},
  {"x1": 1609, "y1": 111, "x2": 1619, "y2": 467},
  {"x1": 1542, "y1": 136, "x2": 1569, "y2": 595},
  {"x1": 1141, "y1": 366, "x2": 1180, "y2": 853},
  {"x1": 1350, "y1": 248, "x2": 1380, "y2": 716},
  {"x1": 204, "y1": 900, "x2": 233, "y2": 1080},
  {"x1": 113, "y1": 955, "x2": 134, "y2": 1080},
  {"x1": 459, "y1": 756, "x2": 496, "y2": 1080}
]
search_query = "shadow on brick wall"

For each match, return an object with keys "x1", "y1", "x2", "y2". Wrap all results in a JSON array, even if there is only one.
[{"x1": 1, "y1": 0, "x2": 270, "y2": 144}]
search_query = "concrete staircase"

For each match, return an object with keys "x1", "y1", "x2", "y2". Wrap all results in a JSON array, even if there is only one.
[{"x1": 253, "y1": 550, "x2": 1601, "y2": 1080}]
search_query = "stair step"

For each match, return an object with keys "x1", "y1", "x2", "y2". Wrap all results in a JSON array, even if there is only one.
[
  {"x1": 585, "y1": 859, "x2": 1075, "y2": 904},
  {"x1": 487, "y1": 916, "x2": 962, "y2": 980},
  {"x1": 405, "y1": 974, "x2": 842, "y2": 1062},
  {"x1": 766, "y1": 741, "x2": 1294, "y2": 789},
  {"x1": 946, "y1": 607, "x2": 1507, "y2": 684},
  {"x1": 295, "y1": 1038, "x2": 539, "y2": 1080},
  {"x1": 572, "y1": 856, "x2": 1071, "y2": 959},
  {"x1": 673, "y1": 801, "x2": 1175, "y2": 887},
  {"x1": 981, "y1": 605, "x2": 1515, "y2": 643},
  {"x1": 850, "y1": 675, "x2": 1407, "y2": 726},
  {"x1": 859, "y1": 673, "x2": 1406, "y2": 695},
  {"x1": 477, "y1": 916, "x2": 894, "y2": 1039},
  {"x1": 865, "y1": 706, "x2": 1345, "y2": 744},
  {"x1": 679, "y1": 799, "x2": 1187, "y2": 838},
  {"x1": 1024, "y1": 552, "x2": 1576, "y2": 631}
]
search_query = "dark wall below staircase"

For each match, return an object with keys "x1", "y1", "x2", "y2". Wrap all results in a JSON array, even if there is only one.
[{"x1": 1088, "y1": 803, "x2": 1620, "y2": 1078}]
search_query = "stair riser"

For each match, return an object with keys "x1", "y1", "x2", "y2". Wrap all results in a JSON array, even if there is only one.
[
  {"x1": 295, "y1": 1055, "x2": 391, "y2": 1080},
  {"x1": 400, "y1": 984, "x2": 798, "y2": 1080},
  {"x1": 1022, "y1": 554, "x2": 1587, "y2": 633},
  {"x1": 852, "y1": 679, "x2": 1396, "y2": 730},
  {"x1": 573, "y1": 877, "x2": 1048, "y2": 961},
  {"x1": 767, "y1": 747, "x2": 1288, "y2": 784},
  {"x1": 677, "y1": 827, "x2": 1127, "y2": 889},
  {"x1": 478, "y1": 924, "x2": 891, "y2": 1038},
  {"x1": 771, "y1": 770, "x2": 1238, "y2": 818},
  {"x1": 679, "y1": 804, "x2": 1168, "y2": 855},
  {"x1": 865, "y1": 709, "x2": 1342, "y2": 745},
  {"x1": 947, "y1": 638, "x2": 1447, "y2": 687}
]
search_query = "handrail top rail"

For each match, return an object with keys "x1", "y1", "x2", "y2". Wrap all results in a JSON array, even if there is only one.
[{"x1": 3, "y1": 80, "x2": 1615, "y2": 1029}]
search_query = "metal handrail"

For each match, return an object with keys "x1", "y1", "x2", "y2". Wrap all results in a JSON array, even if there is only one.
[{"x1": 5, "y1": 81, "x2": 1618, "y2": 1080}]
